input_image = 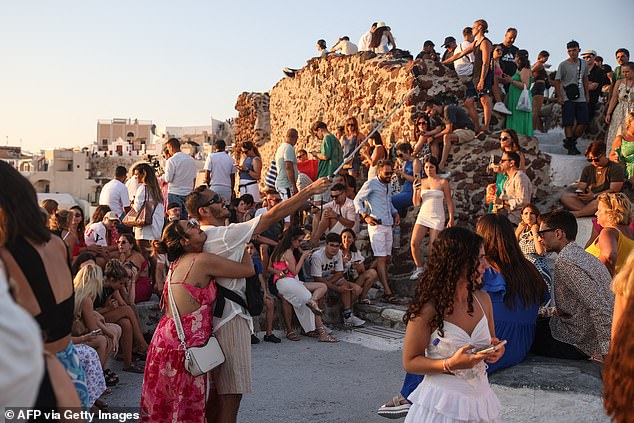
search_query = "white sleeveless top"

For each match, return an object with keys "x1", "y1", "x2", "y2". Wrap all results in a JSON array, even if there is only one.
[{"x1": 404, "y1": 295, "x2": 501, "y2": 423}]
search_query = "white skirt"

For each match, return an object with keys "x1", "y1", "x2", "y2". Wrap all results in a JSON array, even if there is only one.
[
  {"x1": 276, "y1": 277, "x2": 315, "y2": 333},
  {"x1": 405, "y1": 374, "x2": 501, "y2": 423}
]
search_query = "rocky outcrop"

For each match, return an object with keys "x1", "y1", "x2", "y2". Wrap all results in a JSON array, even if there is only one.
[{"x1": 234, "y1": 92, "x2": 270, "y2": 147}]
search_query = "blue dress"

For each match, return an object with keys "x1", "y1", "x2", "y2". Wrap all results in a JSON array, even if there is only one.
[{"x1": 392, "y1": 161, "x2": 416, "y2": 218}]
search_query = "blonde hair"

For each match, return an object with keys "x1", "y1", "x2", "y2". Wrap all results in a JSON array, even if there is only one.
[
  {"x1": 597, "y1": 192, "x2": 632, "y2": 226},
  {"x1": 613, "y1": 252, "x2": 634, "y2": 299},
  {"x1": 625, "y1": 111, "x2": 634, "y2": 130},
  {"x1": 50, "y1": 209, "x2": 73, "y2": 233},
  {"x1": 73, "y1": 264, "x2": 104, "y2": 314}
]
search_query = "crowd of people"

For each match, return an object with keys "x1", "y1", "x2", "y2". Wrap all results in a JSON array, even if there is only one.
[{"x1": 0, "y1": 16, "x2": 632, "y2": 423}]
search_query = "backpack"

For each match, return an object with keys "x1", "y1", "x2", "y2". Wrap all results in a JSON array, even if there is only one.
[{"x1": 213, "y1": 269, "x2": 264, "y2": 317}]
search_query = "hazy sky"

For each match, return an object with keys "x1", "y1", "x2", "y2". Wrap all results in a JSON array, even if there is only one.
[{"x1": 1, "y1": 0, "x2": 631, "y2": 151}]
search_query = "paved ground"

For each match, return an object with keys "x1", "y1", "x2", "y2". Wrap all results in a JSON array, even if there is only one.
[{"x1": 106, "y1": 325, "x2": 608, "y2": 422}]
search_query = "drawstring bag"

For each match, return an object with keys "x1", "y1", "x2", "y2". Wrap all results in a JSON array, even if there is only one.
[{"x1": 516, "y1": 85, "x2": 532, "y2": 112}]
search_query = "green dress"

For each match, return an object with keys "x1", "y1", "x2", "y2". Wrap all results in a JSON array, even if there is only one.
[
  {"x1": 505, "y1": 72, "x2": 534, "y2": 136},
  {"x1": 616, "y1": 136, "x2": 634, "y2": 179}
]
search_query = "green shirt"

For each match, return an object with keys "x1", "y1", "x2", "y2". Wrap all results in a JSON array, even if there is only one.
[{"x1": 317, "y1": 133, "x2": 343, "y2": 178}]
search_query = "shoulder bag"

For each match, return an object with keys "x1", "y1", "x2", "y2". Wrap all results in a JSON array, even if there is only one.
[
  {"x1": 563, "y1": 61, "x2": 582, "y2": 101},
  {"x1": 122, "y1": 187, "x2": 157, "y2": 227},
  {"x1": 167, "y1": 272, "x2": 225, "y2": 376}
]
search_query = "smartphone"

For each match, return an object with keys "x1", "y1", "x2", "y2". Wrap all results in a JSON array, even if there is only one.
[
  {"x1": 89, "y1": 329, "x2": 102, "y2": 336},
  {"x1": 575, "y1": 189, "x2": 584, "y2": 195},
  {"x1": 470, "y1": 340, "x2": 507, "y2": 354}
]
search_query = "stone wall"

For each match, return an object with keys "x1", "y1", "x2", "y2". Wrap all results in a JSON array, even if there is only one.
[
  {"x1": 234, "y1": 92, "x2": 270, "y2": 147},
  {"x1": 235, "y1": 52, "x2": 551, "y2": 226}
]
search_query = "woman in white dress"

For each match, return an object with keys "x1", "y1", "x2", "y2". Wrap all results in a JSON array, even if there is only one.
[
  {"x1": 131, "y1": 163, "x2": 165, "y2": 270},
  {"x1": 410, "y1": 156, "x2": 455, "y2": 280},
  {"x1": 403, "y1": 227, "x2": 505, "y2": 423}
]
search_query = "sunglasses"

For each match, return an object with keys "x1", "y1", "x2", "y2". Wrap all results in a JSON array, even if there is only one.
[
  {"x1": 396, "y1": 153, "x2": 404, "y2": 158},
  {"x1": 331, "y1": 191, "x2": 345, "y2": 198},
  {"x1": 500, "y1": 136, "x2": 510, "y2": 141},
  {"x1": 536, "y1": 228, "x2": 557, "y2": 237},
  {"x1": 500, "y1": 159, "x2": 512, "y2": 162},
  {"x1": 117, "y1": 240, "x2": 128, "y2": 245},
  {"x1": 186, "y1": 219, "x2": 200, "y2": 229},
  {"x1": 346, "y1": 123, "x2": 355, "y2": 127},
  {"x1": 201, "y1": 193, "x2": 222, "y2": 207},
  {"x1": 587, "y1": 155, "x2": 603, "y2": 163}
]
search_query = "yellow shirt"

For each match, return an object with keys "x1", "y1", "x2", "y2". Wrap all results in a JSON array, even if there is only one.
[{"x1": 586, "y1": 228, "x2": 634, "y2": 274}]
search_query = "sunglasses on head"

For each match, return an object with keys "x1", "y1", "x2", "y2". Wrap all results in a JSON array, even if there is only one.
[{"x1": 201, "y1": 193, "x2": 222, "y2": 207}]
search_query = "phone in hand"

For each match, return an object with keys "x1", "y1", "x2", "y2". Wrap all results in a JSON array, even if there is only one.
[
  {"x1": 89, "y1": 329, "x2": 102, "y2": 336},
  {"x1": 575, "y1": 189, "x2": 585, "y2": 195},
  {"x1": 469, "y1": 340, "x2": 507, "y2": 354}
]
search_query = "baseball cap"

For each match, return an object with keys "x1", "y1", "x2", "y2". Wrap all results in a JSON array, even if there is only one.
[
  {"x1": 441, "y1": 36, "x2": 456, "y2": 47},
  {"x1": 104, "y1": 211, "x2": 120, "y2": 221},
  {"x1": 581, "y1": 49, "x2": 597, "y2": 57},
  {"x1": 424, "y1": 40, "x2": 435, "y2": 48}
]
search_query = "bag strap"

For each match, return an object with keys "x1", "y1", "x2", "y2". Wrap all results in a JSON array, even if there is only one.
[{"x1": 166, "y1": 265, "x2": 189, "y2": 351}]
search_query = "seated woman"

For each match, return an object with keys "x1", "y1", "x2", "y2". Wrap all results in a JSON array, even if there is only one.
[
  {"x1": 118, "y1": 233, "x2": 153, "y2": 303},
  {"x1": 515, "y1": 204, "x2": 553, "y2": 295},
  {"x1": 0, "y1": 161, "x2": 89, "y2": 408},
  {"x1": 340, "y1": 228, "x2": 377, "y2": 304},
  {"x1": 73, "y1": 263, "x2": 122, "y2": 387},
  {"x1": 609, "y1": 111, "x2": 634, "y2": 181},
  {"x1": 269, "y1": 227, "x2": 336, "y2": 342},
  {"x1": 140, "y1": 219, "x2": 257, "y2": 423},
  {"x1": 50, "y1": 209, "x2": 78, "y2": 260},
  {"x1": 96, "y1": 259, "x2": 149, "y2": 373},
  {"x1": 70, "y1": 205, "x2": 88, "y2": 260},
  {"x1": 586, "y1": 193, "x2": 634, "y2": 276},
  {"x1": 392, "y1": 143, "x2": 422, "y2": 219}
]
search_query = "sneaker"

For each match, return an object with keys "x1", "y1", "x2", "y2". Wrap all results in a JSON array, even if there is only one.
[
  {"x1": 493, "y1": 102, "x2": 512, "y2": 115},
  {"x1": 344, "y1": 314, "x2": 366, "y2": 327},
  {"x1": 377, "y1": 394, "x2": 411, "y2": 419},
  {"x1": 282, "y1": 67, "x2": 296, "y2": 78},
  {"x1": 250, "y1": 334, "x2": 260, "y2": 345},
  {"x1": 410, "y1": 268, "x2": 424, "y2": 280},
  {"x1": 263, "y1": 334, "x2": 282, "y2": 344}
]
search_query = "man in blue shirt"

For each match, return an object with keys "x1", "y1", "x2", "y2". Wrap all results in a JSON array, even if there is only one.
[{"x1": 353, "y1": 159, "x2": 400, "y2": 303}]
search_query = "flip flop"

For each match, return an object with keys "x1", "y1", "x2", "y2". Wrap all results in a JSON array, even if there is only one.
[{"x1": 286, "y1": 331, "x2": 300, "y2": 341}]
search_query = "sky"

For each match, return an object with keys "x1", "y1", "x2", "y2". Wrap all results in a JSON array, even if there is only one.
[{"x1": 1, "y1": 0, "x2": 631, "y2": 152}]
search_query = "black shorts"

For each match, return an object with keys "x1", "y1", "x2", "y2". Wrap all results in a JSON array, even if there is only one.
[{"x1": 531, "y1": 81, "x2": 546, "y2": 96}]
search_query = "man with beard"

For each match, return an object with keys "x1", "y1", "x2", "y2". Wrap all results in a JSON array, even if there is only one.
[
  {"x1": 185, "y1": 177, "x2": 330, "y2": 423},
  {"x1": 354, "y1": 159, "x2": 400, "y2": 304}
]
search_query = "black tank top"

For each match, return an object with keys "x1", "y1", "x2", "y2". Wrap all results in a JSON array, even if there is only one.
[
  {"x1": 7, "y1": 236, "x2": 74, "y2": 343},
  {"x1": 473, "y1": 37, "x2": 492, "y2": 84}
]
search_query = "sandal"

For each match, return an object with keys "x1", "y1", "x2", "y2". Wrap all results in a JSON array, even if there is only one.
[
  {"x1": 317, "y1": 326, "x2": 338, "y2": 343},
  {"x1": 306, "y1": 299, "x2": 323, "y2": 316},
  {"x1": 359, "y1": 298, "x2": 372, "y2": 305},
  {"x1": 103, "y1": 369, "x2": 119, "y2": 386},
  {"x1": 94, "y1": 399, "x2": 108, "y2": 410},
  {"x1": 302, "y1": 330, "x2": 320, "y2": 338},
  {"x1": 382, "y1": 293, "x2": 399, "y2": 304},
  {"x1": 122, "y1": 363, "x2": 145, "y2": 374},
  {"x1": 286, "y1": 331, "x2": 301, "y2": 341}
]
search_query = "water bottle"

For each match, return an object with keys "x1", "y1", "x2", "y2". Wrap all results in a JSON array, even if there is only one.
[{"x1": 392, "y1": 225, "x2": 401, "y2": 250}]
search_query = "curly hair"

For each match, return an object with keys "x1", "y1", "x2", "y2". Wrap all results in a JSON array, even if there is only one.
[
  {"x1": 404, "y1": 227, "x2": 483, "y2": 337},
  {"x1": 603, "y1": 297, "x2": 634, "y2": 422},
  {"x1": 597, "y1": 192, "x2": 632, "y2": 226}
]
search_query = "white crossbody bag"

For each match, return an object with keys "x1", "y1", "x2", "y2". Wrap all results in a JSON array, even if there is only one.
[{"x1": 167, "y1": 275, "x2": 225, "y2": 376}]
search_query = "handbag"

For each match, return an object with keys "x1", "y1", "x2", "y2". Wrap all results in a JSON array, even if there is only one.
[
  {"x1": 122, "y1": 188, "x2": 156, "y2": 227},
  {"x1": 516, "y1": 84, "x2": 532, "y2": 112},
  {"x1": 167, "y1": 270, "x2": 225, "y2": 376},
  {"x1": 563, "y1": 61, "x2": 581, "y2": 101}
]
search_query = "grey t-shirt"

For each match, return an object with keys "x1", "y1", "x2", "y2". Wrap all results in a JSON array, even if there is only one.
[
  {"x1": 556, "y1": 59, "x2": 589, "y2": 103},
  {"x1": 274, "y1": 142, "x2": 298, "y2": 190}
]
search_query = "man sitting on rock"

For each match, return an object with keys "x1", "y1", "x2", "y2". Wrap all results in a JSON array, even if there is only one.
[
  {"x1": 533, "y1": 210, "x2": 613, "y2": 360},
  {"x1": 560, "y1": 141, "x2": 625, "y2": 217},
  {"x1": 492, "y1": 151, "x2": 533, "y2": 225},
  {"x1": 310, "y1": 183, "x2": 359, "y2": 244},
  {"x1": 309, "y1": 232, "x2": 365, "y2": 327},
  {"x1": 423, "y1": 99, "x2": 476, "y2": 172}
]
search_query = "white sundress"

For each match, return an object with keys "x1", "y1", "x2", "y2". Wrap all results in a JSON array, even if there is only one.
[{"x1": 405, "y1": 297, "x2": 501, "y2": 423}]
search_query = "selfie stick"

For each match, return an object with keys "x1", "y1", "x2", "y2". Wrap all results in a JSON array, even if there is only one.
[{"x1": 332, "y1": 86, "x2": 420, "y2": 176}]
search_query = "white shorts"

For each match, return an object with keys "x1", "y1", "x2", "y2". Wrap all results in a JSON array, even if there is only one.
[
  {"x1": 367, "y1": 224, "x2": 393, "y2": 257},
  {"x1": 238, "y1": 181, "x2": 260, "y2": 202}
]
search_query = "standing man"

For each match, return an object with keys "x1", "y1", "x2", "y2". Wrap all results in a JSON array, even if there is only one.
[
  {"x1": 498, "y1": 28, "x2": 519, "y2": 81},
  {"x1": 534, "y1": 210, "x2": 613, "y2": 360},
  {"x1": 99, "y1": 165, "x2": 130, "y2": 220},
  {"x1": 163, "y1": 138, "x2": 197, "y2": 219},
  {"x1": 353, "y1": 159, "x2": 399, "y2": 303},
  {"x1": 440, "y1": 36, "x2": 457, "y2": 68},
  {"x1": 453, "y1": 27, "x2": 481, "y2": 127},
  {"x1": 555, "y1": 40, "x2": 590, "y2": 155},
  {"x1": 493, "y1": 151, "x2": 533, "y2": 225},
  {"x1": 311, "y1": 121, "x2": 343, "y2": 203},
  {"x1": 185, "y1": 177, "x2": 330, "y2": 423},
  {"x1": 358, "y1": 22, "x2": 377, "y2": 52},
  {"x1": 582, "y1": 49, "x2": 610, "y2": 120},
  {"x1": 204, "y1": 139, "x2": 236, "y2": 202},
  {"x1": 274, "y1": 128, "x2": 299, "y2": 200}
]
